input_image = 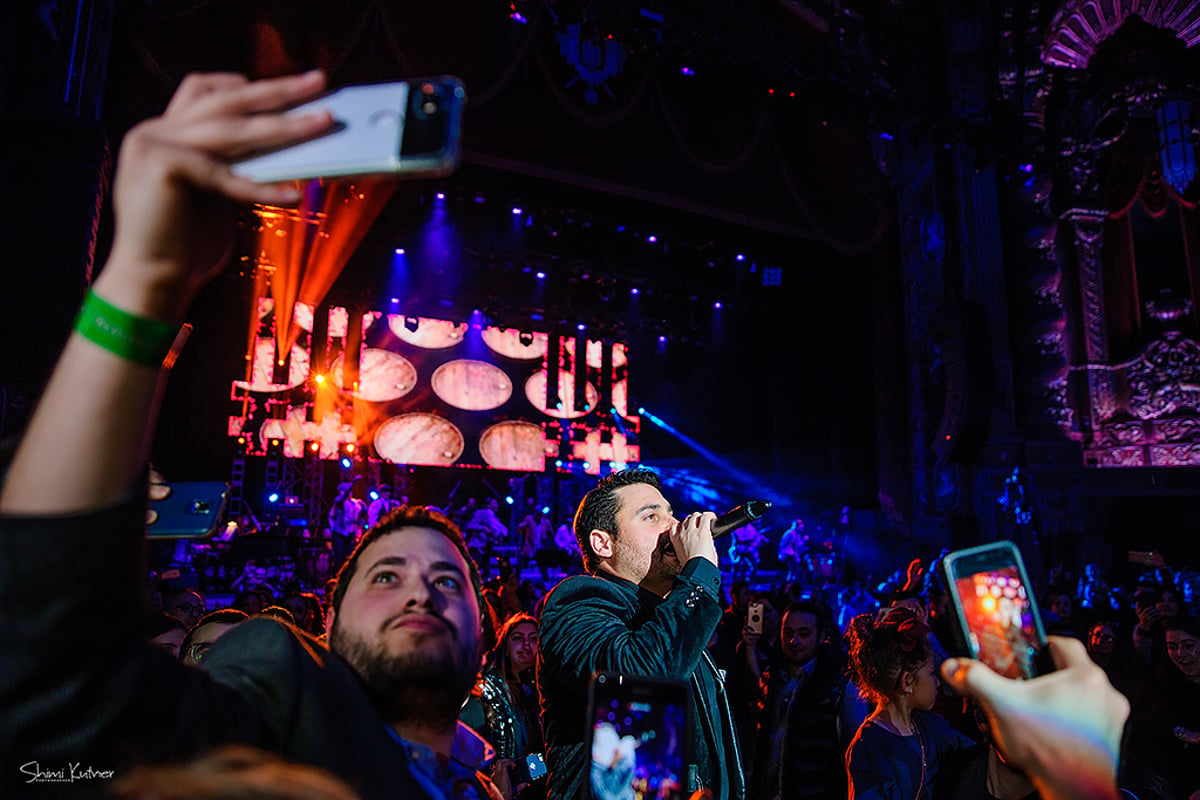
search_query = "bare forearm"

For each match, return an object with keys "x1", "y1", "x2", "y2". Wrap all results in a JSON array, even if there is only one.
[{"x1": 0, "y1": 264, "x2": 182, "y2": 514}]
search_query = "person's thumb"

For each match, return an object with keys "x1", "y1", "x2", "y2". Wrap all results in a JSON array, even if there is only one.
[{"x1": 940, "y1": 657, "x2": 1012, "y2": 709}]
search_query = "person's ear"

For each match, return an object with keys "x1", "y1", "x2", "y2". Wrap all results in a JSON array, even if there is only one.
[
  {"x1": 590, "y1": 529, "x2": 615, "y2": 559},
  {"x1": 324, "y1": 606, "x2": 336, "y2": 639},
  {"x1": 899, "y1": 669, "x2": 916, "y2": 694}
]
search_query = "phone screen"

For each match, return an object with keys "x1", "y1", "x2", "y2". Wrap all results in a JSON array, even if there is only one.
[
  {"x1": 589, "y1": 675, "x2": 688, "y2": 800},
  {"x1": 952, "y1": 564, "x2": 1041, "y2": 679}
]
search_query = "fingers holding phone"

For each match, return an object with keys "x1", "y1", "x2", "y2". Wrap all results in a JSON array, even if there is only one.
[{"x1": 941, "y1": 637, "x2": 1128, "y2": 799}]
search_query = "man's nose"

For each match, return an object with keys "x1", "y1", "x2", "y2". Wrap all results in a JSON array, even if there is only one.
[{"x1": 404, "y1": 577, "x2": 437, "y2": 608}]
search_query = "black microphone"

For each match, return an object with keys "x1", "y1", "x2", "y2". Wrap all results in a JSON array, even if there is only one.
[{"x1": 711, "y1": 500, "x2": 773, "y2": 538}]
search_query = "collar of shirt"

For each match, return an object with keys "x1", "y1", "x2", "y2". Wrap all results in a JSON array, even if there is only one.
[{"x1": 388, "y1": 721, "x2": 496, "y2": 800}]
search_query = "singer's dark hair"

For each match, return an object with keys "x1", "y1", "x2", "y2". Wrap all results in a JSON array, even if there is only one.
[{"x1": 574, "y1": 468, "x2": 663, "y2": 573}]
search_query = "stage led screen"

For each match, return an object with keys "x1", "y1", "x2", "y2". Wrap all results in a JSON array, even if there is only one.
[{"x1": 229, "y1": 299, "x2": 639, "y2": 473}]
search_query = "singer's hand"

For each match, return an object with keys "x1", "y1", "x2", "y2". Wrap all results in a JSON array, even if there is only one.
[{"x1": 670, "y1": 512, "x2": 719, "y2": 568}]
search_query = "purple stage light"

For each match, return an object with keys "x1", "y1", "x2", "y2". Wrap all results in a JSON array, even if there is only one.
[
  {"x1": 395, "y1": 247, "x2": 405, "y2": 255},
  {"x1": 577, "y1": 323, "x2": 587, "y2": 331},
  {"x1": 390, "y1": 297, "x2": 399, "y2": 304},
  {"x1": 536, "y1": 271, "x2": 546, "y2": 279},
  {"x1": 630, "y1": 287, "x2": 640, "y2": 295},
  {"x1": 512, "y1": 207, "x2": 523, "y2": 215},
  {"x1": 681, "y1": 67, "x2": 694, "y2": 76},
  {"x1": 647, "y1": 235, "x2": 657, "y2": 243},
  {"x1": 735, "y1": 253, "x2": 745, "y2": 262},
  {"x1": 657, "y1": 335, "x2": 667, "y2": 343},
  {"x1": 435, "y1": 192, "x2": 445, "y2": 200},
  {"x1": 713, "y1": 302, "x2": 723, "y2": 309}
]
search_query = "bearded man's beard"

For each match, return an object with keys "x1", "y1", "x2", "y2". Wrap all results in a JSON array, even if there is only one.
[{"x1": 331, "y1": 623, "x2": 477, "y2": 729}]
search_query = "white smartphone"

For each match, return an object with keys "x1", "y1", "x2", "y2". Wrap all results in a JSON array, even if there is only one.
[{"x1": 232, "y1": 76, "x2": 466, "y2": 183}]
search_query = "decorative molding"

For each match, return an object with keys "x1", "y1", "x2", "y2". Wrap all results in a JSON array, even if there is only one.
[
  {"x1": 1127, "y1": 333, "x2": 1200, "y2": 419},
  {"x1": 1044, "y1": 0, "x2": 1200, "y2": 70}
]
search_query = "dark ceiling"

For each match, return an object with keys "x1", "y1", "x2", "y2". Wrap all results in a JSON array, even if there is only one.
[{"x1": 3, "y1": 0, "x2": 907, "y2": 507}]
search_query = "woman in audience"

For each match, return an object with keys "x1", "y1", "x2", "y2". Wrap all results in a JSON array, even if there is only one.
[
  {"x1": 1130, "y1": 614, "x2": 1200, "y2": 800},
  {"x1": 844, "y1": 607, "x2": 973, "y2": 799},
  {"x1": 461, "y1": 612, "x2": 544, "y2": 800}
]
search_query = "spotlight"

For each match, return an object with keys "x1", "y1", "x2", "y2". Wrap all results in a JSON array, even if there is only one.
[
  {"x1": 512, "y1": 207, "x2": 523, "y2": 215},
  {"x1": 268, "y1": 492, "x2": 280, "y2": 503},
  {"x1": 647, "y1": 235, "x2": 657, "y2": 243},
  {"x1": 341, "y1": 457, "x2": 352, "y2": 469},
  {"x1": 369, "y1": 491, "x2": 379, "y2": 501},
  {"x1": 391, "y1": 297, "x2": 400, "y2": 304},
  {"x1": 657, "y1": 335, "x2": 667, "y2": 343},
  {"x1": 681, "y1": 66, "x2": 694, "y2": 76},
  {"x1": 542, "y1": 506, "x2": 551, "y2": 514},
  {"x1": 505, "y1": 496, "x2": 514, "y2": 505},
  {"x1": 630, "y1": 287, "x2": 640, "y2": 295},
  {"x1": 736, "y1": 254, "x2": 745, "y2": 262},
  {"x1": 310, "y1": 442, "x2": 320, "y2": 452},
  {"x1": 345, "y1": 443, "x2": 356, "y2": 454},
  {"x1": 713, "y1": 302, "x2": 723, "y2": 310},
  {"x1": 404, "y1": 316, "x2": 419, "y2": 333},
  {"x1": 436, "y1": 192, "x2": 445, "y2": 200},
  {"x1": 395, "y1": 247, "x2": 406, "y2": 255},
  {"x1": 577, "y1": 323, "x2": 587, "y2": 331},
  {"x1": 536, "y1": 271, "x2": 546, "y2": 279},
  {"x1": 314, "y1": 374, "x2": 326, "y2": 385}
]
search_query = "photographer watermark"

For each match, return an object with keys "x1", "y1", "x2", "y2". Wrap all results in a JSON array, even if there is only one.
[{"x1": 19, "y1": 762, "x2": 115, "y2": 784}]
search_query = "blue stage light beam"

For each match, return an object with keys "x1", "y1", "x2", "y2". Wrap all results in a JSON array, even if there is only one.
[{"x1": 638, "y1": 406, "x2": 774, "y2": 498}]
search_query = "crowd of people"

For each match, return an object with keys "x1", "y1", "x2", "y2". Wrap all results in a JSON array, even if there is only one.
[{"x1": 0, "y1": 69, "x2": 1147, "y2": 800}]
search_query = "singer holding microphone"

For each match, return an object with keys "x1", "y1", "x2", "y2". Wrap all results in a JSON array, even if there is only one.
[{"x1": 537, "y1": 468, "x2": 748, "y2": 800}]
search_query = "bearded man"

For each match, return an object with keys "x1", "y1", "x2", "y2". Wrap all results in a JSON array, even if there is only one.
[{"x1": 0, "y1": 70, "x2": 498, "y2": 800}]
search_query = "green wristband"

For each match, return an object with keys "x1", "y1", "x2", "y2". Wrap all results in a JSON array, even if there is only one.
[{"x1": 74, "y1": 289, "x2": 180, "y2": 367}]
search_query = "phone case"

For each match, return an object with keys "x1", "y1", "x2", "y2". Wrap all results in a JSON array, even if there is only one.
[
  {"x1": 148, "y1": 481, "x2": 229, "y2": 538},
  {"x1": 941, "y1": 541, "x2": 1050, "y2": 679},
  {"x1": 232, "y1": 77, "x2": 465, "y2": 182}
]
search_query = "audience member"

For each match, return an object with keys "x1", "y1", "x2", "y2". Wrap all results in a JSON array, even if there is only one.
[
  {"x1": 1129, "y1": 614, "x2": 1200, "y2": 800},
  {"x1": 180, "y1": 608, "x2": 249, "y2": 667},
  {"x1": 111, "y1": 745, "x2": 360, "y2": 800},
  {"x1": 462, "y1": 613, "x2": 544, "y2": 800},
  {"x1": 844, "y1": 608, "x2": 973, "y2": 799},
  {"x1": 749, "y1": 599, "x2": 866, "y2": 800},
  {"x1": 164, "y1": 588, "x2": 206, "y2": 630},
  {"x1": 149, "y1": 612, "x2": 189, "y2": 659}
]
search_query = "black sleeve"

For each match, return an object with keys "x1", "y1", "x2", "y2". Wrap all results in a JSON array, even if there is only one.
[{"x1": 0, "y1": 493, "x2": 263, "y2": 785}]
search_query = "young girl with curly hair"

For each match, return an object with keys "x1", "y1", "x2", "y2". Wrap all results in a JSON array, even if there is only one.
[{"x1": 844, "y1": 607, "x2": 972, "y2": 799}]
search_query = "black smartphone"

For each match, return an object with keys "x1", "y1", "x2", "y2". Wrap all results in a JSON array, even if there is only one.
[
  {"x1": 147, "y1": 481, "x2": 229, "y2": 539},
  {"x1": 940, "y1": 541, "x2": 1050, "y2": 680},
  {"x1": 232, "y1": 77, "x2": 466, "y2": 182},
  {"x1": 586, "y1": 672, "x2": 690, "y2": 800}
]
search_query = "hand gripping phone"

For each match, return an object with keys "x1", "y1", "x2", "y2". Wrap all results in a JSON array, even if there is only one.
[
  {"x1": 587, "y1": 672, "x2": 691, "y2": 800},
  {"x1": 940, "y1": 541, "x2": 1051, "y2": 679},
  {"x1": 233, "y1": 77, "x2": 466, "y2": 182}
]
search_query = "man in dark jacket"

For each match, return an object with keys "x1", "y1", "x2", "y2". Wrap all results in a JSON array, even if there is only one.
[
  {"x1": 537, "y1": 468, "x2": 745, "y2": 800},
  {"x1": 749, "y1": 600, "x2": 867, "y2": 800}
]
